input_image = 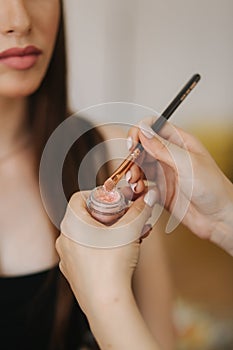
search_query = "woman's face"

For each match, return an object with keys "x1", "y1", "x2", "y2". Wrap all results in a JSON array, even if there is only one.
[{"x1": 0, "y1": 0, "x2": 60, "y2": 98}]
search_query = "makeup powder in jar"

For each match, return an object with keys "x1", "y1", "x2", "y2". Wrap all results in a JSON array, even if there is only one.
[{"x1": 86, "y1": 186, "x2": 127, "y2": 225}]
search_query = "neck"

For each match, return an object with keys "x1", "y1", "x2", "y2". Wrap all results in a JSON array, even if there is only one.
[{"x1": 0, "y1": 97, "x2": 29, "y2": 156}]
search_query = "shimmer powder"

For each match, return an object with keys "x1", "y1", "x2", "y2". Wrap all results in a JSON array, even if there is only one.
[{"x1": 86, "y1": 186, "x2": 127, "y2": 225}]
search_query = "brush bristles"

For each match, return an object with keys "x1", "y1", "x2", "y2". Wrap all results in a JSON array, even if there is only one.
[{"x1": 103, "y1": 178, "x2": 115, "y2": 192}]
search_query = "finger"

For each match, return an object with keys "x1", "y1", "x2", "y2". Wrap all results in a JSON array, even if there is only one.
[
  {"x1": 138, "y1": 155, "x2": 158, "y2": 182},
  {"x1": 127, "y1": 116, "x2": 158, "y2": 151},
  {"x1": 130, "y1": 178, "x2": 145, "y2": 194},
  {"x1": 127, "y1": 125, "x2": 140, "y2": 151},
  {"x1": 142, "y1": 164, "x2": 157, "y2": 183},
  {"x1": 61, "y1": 191, "x2": 107, "y2": 233},
  {"x1": 120, "y1": 185, "x2": 145, "y2": 202},
  {"x1": 68, "y1": 191, "x2": 90, "y2": 213},
  {"x1": 129, "y1": 116, "x2": 193, "y2": 151},
  {"x1": 139, "y1": 119, "x2": 209, "y2": 155},
  {"x1": 115, "y1": 189, "x2": 159, "y2": 228},
  {"x1": 140, "y1": 224, "x2": 153, "y2": 240},
  {"x1": 139, "y1": 120, "x2": 187, "y2": 148},
  {"x1": 138, "y1": 128, "x2": 185, "y2": 171},
  {"x1": 126, "y1": 163, "x2": 142, "y2": 184},
  {"x1": 159, "y1": 123, "x2": 208, "y2": 154}
]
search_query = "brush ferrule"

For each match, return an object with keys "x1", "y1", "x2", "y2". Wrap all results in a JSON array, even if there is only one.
[{"x1": 109, "y1": 146, "x2": 142, "y2": 184}]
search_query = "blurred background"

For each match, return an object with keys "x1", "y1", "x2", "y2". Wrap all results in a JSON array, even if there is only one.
[{"x1": 64, "y1": 1, "x2": 233, "y2": 349}]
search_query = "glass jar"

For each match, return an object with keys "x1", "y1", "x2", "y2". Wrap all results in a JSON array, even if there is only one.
[{"x1": 86, "y1": 186, "x2": 127, "y2": 225}]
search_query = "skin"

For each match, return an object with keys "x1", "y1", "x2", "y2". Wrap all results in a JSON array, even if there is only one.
[
  {"x1": 56, "y1": 119, "x2": 233, "y2": 350},
  {"x1": 0, "y1": 0, "x2": 60, "y2": 275},
  {"x1": 98, "y1": 125, "x2": 175, "y2": 349},
  {"x1": 0, "y1": 3, "x2": 175, "y2": 349},
  {"x1": 57, "y1": 193, "x2": 162, "y2": 350},
  {"x1": 128, "y1": 118, "x2": 233, "y2": 255},
  {"x1": 0, "y1": 0, "x2": 60, "y2": 97}
]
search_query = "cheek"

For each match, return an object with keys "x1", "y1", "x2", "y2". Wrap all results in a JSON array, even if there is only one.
[{"x1": 36, "y1": 2, "x2": 61, "y2": 58}]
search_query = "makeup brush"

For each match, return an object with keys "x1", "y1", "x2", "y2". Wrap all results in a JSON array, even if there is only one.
[{"x1": 104, "y1": 73, "x2": 201, "y2": 192}]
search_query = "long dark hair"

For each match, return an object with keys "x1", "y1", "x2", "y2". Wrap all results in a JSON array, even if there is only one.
[
  {"x1": 27, "y1": 2, "x2": 108, "y2": 348},
  {"x1": 28, "y1": 0, "x2": 109, "y2": 208}
]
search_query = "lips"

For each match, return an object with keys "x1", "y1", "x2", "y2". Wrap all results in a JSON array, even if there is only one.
[{"x1": 0, "y1": 45, "x2": 42, "y2": 70}]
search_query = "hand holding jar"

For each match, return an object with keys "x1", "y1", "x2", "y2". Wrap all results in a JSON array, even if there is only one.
[
  {"x1": 56, "y1": 190, "x2": 160, "y2": 350},
  {"x1": 56, "y1": 189, "x2": 157, "y2": 310}
]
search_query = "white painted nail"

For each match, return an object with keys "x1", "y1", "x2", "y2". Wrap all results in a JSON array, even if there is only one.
[
  {"x1": 144, "y1": 190, "x2": 158, "y2": 207},
  {"x1": 139, "y1": 122, "x2": 155, "y2": 139},
  {"x1": 130, "y1": 183, "x2": 137, "y2": 192},
  {"x1": 127, "y1": 136, "x2": 133, "y2": 150},
  {"x1": 125, "y1": 170, "x2": 132, "y2": 182}
]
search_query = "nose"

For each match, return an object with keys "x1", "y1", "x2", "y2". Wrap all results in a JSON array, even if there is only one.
[{"x1": 0, "y1": 0, "x2": 32, "y2": 36}]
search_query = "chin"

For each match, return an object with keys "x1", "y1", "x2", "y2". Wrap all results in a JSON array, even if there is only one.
[{"x1": 0, "y1": 79, "x2": 44, "y2": 98}]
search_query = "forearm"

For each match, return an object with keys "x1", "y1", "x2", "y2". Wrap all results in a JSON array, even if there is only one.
[
  {"x1": 132, "y1": 226, "x2": 175, "y2": 350},
  {"x1": 86, "y1": 288, "x2": 161, "y2": 350}
]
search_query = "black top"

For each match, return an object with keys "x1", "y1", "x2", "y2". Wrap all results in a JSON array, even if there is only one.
[{"x1": 0, "y1": 266, "x2": 99, "y2": 350}]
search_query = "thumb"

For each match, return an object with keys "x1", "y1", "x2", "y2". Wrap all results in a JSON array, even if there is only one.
[{"x1": 138, "y1": 123, "x2": 187, "y2": 170}]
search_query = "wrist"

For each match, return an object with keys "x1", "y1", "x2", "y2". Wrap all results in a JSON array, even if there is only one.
[{"x1": 210, "y1": 192, "x2": 233, "y2": 256}]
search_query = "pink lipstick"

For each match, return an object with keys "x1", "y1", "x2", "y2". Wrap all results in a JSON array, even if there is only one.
[{"x1": 0, "y1": 45, "x2": 42, "y2": 70}]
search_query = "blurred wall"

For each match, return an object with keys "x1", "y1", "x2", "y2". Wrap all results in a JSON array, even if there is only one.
[{"x1": 64, "y1": 0, "x2": 233, "y2": 126}]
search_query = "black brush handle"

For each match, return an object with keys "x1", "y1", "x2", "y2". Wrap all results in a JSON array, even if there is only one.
[{"x1": 151, "y1": 73, "x2": 201, "y2": 133}]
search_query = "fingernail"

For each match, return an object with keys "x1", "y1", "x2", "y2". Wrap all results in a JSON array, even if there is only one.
[
  {"x1": 127, "y1": 136, "x2": 133, "y2": 150},
  {"x1": 130, "y1": 183, "x2": 137, "y2": 192},
  {"x1": 125, "y1": 170, "x2": 132, "y2": 182},
  {"x1": 144, "y1": 189, "x2": 158, "y2": 207},
  {"x1": 139, "y1": 122, "x2": 155, "y2": 139},
  {"x1": 140, "y1": 224, "x2": 153, "y2": 239}
]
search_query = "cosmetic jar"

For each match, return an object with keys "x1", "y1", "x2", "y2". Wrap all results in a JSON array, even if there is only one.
[{"x1": 86, "y1": 186, "x2": 127, "y2": 225}]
